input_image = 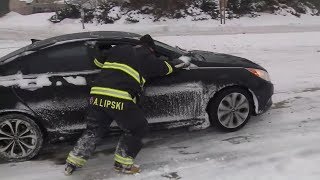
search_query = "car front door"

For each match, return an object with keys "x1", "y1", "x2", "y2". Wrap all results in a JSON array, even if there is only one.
[
  {"x1": 92, "y1": 39, "x2": 207, "y2": 125},
  {"x1": 141, "y1": 48, "x2": 206, "y2": 125}
]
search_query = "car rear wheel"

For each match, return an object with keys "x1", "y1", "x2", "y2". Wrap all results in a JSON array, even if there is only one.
[
  {"x1": 0, "y1": 114, "x2": 43, "y2": 162},
  {"x1": 208, "y1": 88, "x2": 253, "y2": 131}
]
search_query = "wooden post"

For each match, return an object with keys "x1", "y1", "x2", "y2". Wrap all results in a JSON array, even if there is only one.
[
  {"x1": 80, "y1": 7, "x2": 85, "y2": 29},
  {"x1": 219, "y1": 0, "x2": 228, "y2": 24}
]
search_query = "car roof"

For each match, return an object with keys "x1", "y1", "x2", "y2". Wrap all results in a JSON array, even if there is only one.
[{"x1": 0, "y1": 31, "x2": 141, "y2": 64}]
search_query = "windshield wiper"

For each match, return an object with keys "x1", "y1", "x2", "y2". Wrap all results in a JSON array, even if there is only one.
[{"x1": 187, "y1": 51, "x2": 205, "y2": 61}]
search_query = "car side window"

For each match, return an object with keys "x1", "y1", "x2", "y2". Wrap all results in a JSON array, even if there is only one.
[
  {"x1": 0, "y1": 57, "x2": 28, "y2": 76},
  {"x1": 153, "y1": 48, "x2": 171, "y2": 62},
  {"x1": 19, "y1": 42, "x2": 94, "y2": 74},
  {"x1": 92, "y1": 41, "x2": 126, "y2": 52},
  {"x1": 94, "y1": 40, "x2": 176, "y2": 61}
]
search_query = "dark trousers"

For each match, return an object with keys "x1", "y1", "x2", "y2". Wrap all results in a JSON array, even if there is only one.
[{"x1": 69, "y1": 95, "x2": 148, "y2": 166}]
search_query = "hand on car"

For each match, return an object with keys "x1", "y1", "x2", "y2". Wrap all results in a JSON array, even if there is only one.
[{"x1": 174, "y1": 56, "x2": 191, "y2": 69}]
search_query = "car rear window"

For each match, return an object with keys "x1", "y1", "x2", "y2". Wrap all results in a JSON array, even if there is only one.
[{"x1": 0, "y1": 42, "x2": 95, "y2": 76}]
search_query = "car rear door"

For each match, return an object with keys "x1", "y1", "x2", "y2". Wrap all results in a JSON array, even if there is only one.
[{"x1": 0, "y1": 41, "x2": 98, "y2": 133}]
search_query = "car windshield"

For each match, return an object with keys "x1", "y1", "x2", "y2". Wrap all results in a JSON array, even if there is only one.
[
  {"x1": 154, "y1": 40, "x2": 205, "y2": 61},
  {"x1": 154, "y1": 40, "x2": 187, "y2": 55}
]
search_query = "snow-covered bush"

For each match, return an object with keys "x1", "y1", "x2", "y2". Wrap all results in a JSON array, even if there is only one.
[
  {"x1": 200, "y1": 0, "x2": 220, "y2": 19},
  {"x1": 49, "y1": 0, "x2": 320, "y2": 24},
  {"x1": 95, "y1": 1, "x2": 121, "y2": 24},
  {"x1": 49, "y1": 3, "x2": 80, "y2": 23},
  {"x1": 227, "y1": 0, "x2": 255, "y2": 15},
  {"x1": 228, "y1": 0, "x2": 319, "y2": 17}
]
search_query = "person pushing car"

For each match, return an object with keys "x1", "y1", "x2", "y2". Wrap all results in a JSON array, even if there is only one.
[{"x1": 64, "y1": 34, "x2": 191, "y2": 175}]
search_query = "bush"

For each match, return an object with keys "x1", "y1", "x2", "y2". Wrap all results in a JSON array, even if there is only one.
[
  {"x1": 49, "y1": 4, "x2": 80, "y2": 23},
  {"x1": 49, "y1": 0, "x2": 320, "y2": 24},
  {"x1": 227, "y1": 0, "x2": 255, "y2": 15},
  {"x1": 123, "y1": 0, "x2": 195, "y2": 19},
  {"x1": 200, "y1": 0, "x2": 220, "y2": 19},
  {"x1": 95, "y1": 1, "x2": 121, "y2": 24}
]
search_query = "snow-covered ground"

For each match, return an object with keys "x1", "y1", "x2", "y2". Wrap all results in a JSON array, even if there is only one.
[{"x1": 0, "y1": 12, "x2": 320, "y2": 180}]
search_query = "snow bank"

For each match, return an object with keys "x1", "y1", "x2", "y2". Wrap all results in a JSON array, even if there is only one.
[{"x1": 0, "y1": 12, "x2": 55, "y2": 28}]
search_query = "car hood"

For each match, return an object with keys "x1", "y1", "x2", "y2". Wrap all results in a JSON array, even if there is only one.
[{"x1": 191, "y1": 50, "x2": 265, "y2": 70}]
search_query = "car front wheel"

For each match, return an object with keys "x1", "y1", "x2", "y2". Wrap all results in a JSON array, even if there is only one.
[
  {"x1": 208, "y1": 88, "x2": 253, "y2": 131},
  {"x1": 0, "y1": 114, "x2": 43, "y2": 162}
]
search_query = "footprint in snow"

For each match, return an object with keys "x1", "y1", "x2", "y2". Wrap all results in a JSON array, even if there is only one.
[
  {"x1": 161, "y1": 172, "x2": 181, "y2": 179},
  {"x1": 178, "y1": 150, "x2": 199, "y2": 155},
  {"x1": 223, "y1": 136, "x2": 250, "y2": 144}
]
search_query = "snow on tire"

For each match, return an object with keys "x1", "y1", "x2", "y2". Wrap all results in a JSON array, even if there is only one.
[{"x1": 0, "y1": 114, "x2": 43, "y2": 162}]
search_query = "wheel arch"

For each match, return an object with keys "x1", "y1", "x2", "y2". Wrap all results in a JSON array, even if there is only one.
[{"x1": 206, "y1": 85, "x2": 258, "y2": 115}]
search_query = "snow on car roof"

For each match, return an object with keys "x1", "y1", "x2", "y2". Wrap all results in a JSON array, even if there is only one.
[{"x1": 0, "y1": 31, "x2": 141, "y2": 65}]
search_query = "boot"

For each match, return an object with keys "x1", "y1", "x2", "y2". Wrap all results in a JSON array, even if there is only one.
[
  {"x1": 114, "y1": 161, "x2": 141, "y2": 174},
  {"x1": 64, "y1": 162, "x2": 77, "y2": 176}
]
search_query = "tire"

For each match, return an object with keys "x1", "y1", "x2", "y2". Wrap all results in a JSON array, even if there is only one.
[
  {"x1": 208, "y1": 87, "x2": 253, "y2": 132},
  {"x1": 0, "y1": 114, "x2": 43, "y2": 162}
]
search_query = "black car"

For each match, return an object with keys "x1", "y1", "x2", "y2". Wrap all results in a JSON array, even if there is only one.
[{"x1": 0, "y1": 31, "x2": 273, "y2": 162}]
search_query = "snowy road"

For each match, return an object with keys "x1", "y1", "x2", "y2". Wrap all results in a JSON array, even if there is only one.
[
  {"x1": 1, "y1": 24, "x2": 320, "y2": 40},
  {"x1": 0, "y1": 30, "x2": 320, "y2": 180}
]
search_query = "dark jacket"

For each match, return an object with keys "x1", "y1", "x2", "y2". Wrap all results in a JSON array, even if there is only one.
[{"x1": 91, "y1": 44, "x2": 175, "y2": 99}]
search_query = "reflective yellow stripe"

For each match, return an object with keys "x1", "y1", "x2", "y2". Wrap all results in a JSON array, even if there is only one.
[
  {"x1": 90, "y1": 87, "x2": 133, "y2": 101},
  {"x1": 103, "y1": 62, "x2": 146, "y2": 85},
  {"x1": 66, "y1": 157, "x2": 79, "y2": 167},
  {"x1": 114, "y1": 154, "x2": 134, "y2": 165},
  {"x1": 90, "y1": 90, "x2": 132, "y2": 101},
  {"x1": 66, "y1": 153, "x2": 86, "y2": 167},
  {"x1": 164, "y1": 61, "x2": 173, "y2": 75},
  {"x1": 94, "y1": 58, "x2": 104, "y2": 68}
]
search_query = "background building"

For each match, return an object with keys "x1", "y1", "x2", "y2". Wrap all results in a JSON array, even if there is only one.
[
  {"x1": 6, "y1": 0, "x2": 65, "y2": 15},
  {"x1": 0, "y1": 0, "x2": 10, "y2": 16}
]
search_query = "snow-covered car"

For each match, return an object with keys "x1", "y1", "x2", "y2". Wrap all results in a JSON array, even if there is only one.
[{"x1": 0, "y1": 31, "x2": 273, "y2": 162}]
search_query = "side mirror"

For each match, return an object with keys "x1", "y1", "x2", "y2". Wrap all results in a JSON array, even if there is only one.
[
  {"x1": 175, "y1": 46, "x2": 188, "y2": 53},
  {"x1": 31, "y1": 39, "x2": 41, "y2": 44}
]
